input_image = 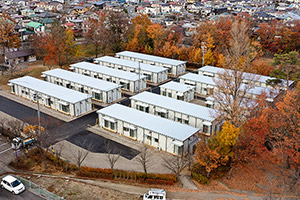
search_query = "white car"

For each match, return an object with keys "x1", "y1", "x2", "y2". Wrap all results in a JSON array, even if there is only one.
[
  {"x1": 1, "y1": 175, "x2": 26, "y2": 194},
  {"x1": 143, "y1": 188, "x2": 166, "y2": 200}
]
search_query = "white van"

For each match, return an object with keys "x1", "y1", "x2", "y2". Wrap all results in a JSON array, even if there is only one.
[{"x1": 143, "y1": 188, "x2": 166, "y2": 200}]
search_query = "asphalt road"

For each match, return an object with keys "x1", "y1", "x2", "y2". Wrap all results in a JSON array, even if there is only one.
[
  {"x1": 66, "y1": 130, "x2": 140, "y2": 160},
  {"x1": 0, "y1": 187, "x2": 44, "y2": 200},
  {"x1": 0, "y1": 95, "x2": 139, "y2": 160},
  {"x1": 0, "y1": 96, "x2": 61, "y2": 125}
]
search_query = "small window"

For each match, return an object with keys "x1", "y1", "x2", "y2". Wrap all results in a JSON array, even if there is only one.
[
  {"x1": 154, "y1": 138, "x2": 159, "y2": 143},
  {"x1": 203, "y1": 125, "x2": 209, "y2": 133},
  {"x1": 162, "y1": 91, "x2": 166, "y2": 96},
  {"x1": 168, "y1": 92, "x2": 172, "y2": 97}
]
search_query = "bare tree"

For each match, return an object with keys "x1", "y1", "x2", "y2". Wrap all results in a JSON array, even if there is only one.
[
  {"x1": 135, "y1": 144, "x2": 152, "y2": 176},
  {"x1": 105, "y1": 141, "x2": 121, "y2": 171},
  {"x1": 71, "y1": 141, "x2": 93, "y2": 171},
  {"x1": 9, "y1": 59, "x2": 18, "y2": 74},
  {"x1": 6, "y1": 119, "x2": 25, "y2": 137},
  {"x1": 163, "y1": 156, "x2": 188, "y2": 178},
  {"x1": 24, "y1": 116, "x2": 62, "y2": 169},
  {"x1": 212, "y1": 20, "x2": 258, "y2": 128},
  {"x1": 54, "y1": 142, "x2": 65, "y2": 161}
]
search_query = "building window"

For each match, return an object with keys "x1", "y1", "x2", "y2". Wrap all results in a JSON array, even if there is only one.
[
  {"x1": 154, "y1": 138, "x2": 159, "y2": 143},
  {"x1": 168, "y1": 92, "x2": 172, "y2": 97},
  {"x1": 120, "y1": 82, "x2": 129, "y2": 90},
  {"x1": 104, "y1": 120, "x2": 116, "y2": 131},
  {"x1": 130, "y1": 129, "x2": 136, "y2": 138},
  {"x1": 93, "y1": 92, "x2": 102, "y2": 101},
  {"x1": 46, "y1": 98, "x2": 52, "y2": 106},
  {"x1": 156, "y1": 111, "x2": 167, "y2": 118},
  {"x1": 174, "y1": 145, "x2": 182, "y2": 155},
  {"x1": 203, "y1": 125, "x2": 209, "y2": 134},
  {"x1": 110, "y1": 122, "x2": 115, "y2": 130},
  {"x1": 177, "y1": 95, "x2": 184, "y2": 101},
  {"x1": 124, "y1": 127, "x2": 129, "y2": 132},
  {"x1": 162, "y1": 91, "x2": 166, "y2": 96},
  {"x1": 104, "y1": 120, "x2": 109, "y2": 128},
  {"x1": 176, "y1": 117, "x2": 182, "y2": 123},
  {"x1": 183, "y1": 119, "x2": 189, "y2": 125},
  {"x1": 60, "y1": 104, "x2": 70, "y2": 113}
]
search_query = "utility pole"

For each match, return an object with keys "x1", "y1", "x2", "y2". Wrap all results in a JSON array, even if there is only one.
[
  {"x1": 36, "y1": 94, "x2": 41, "y2": 137},
  {"x1": 202, "y1": 42, "x2": 206, "y2": 67},
  {"x1": 138, "y1": 61, "x2": 141, "y2": 93}
]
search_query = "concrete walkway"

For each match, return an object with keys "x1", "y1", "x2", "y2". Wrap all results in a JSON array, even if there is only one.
[{"x1": 178, "y1": 175, "x2": 198, "y2": 190}]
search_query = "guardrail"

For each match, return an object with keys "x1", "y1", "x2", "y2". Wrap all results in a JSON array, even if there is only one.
[{"x1": 16, "y1": 176, "x2": 63, "y2": 200}]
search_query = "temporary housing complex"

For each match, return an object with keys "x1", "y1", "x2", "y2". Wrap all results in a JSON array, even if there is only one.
[
  {"x1": 42, "y1": 69, "x2": 122, "y2": 104},
  {"x1": 159, "y1": 81, "x2": 195, "y2": 102},
  {"x1": 130, "y1": 91, "x2": 220, "y2": 135},
  {"x1": 95, "y1": 56, "x2": 168, "y2": 84},
  {"x1": 97, "y1": 104, "x2": 200, "y2": 155},
  {"x1": 115, "y1": 51, "x2": 186, "y2": 77},
  {"x1": 70, "y1": 62, "x2": 147, "y2": 93},
  {"x1": 9, "y1": 76, "x2": 92, "y2": 117}
]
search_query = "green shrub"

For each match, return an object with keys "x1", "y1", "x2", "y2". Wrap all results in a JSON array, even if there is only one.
[{"x1": 192, "y1": 172, "x2": 210, "y2": 184}]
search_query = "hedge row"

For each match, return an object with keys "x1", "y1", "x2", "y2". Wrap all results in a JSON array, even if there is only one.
[{"x1": 78, "y1": 166, "x2": 176, "y2": 185}]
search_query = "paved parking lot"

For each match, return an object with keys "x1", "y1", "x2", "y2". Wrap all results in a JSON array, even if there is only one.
[{"x1": 66, "y1": 130, "x2": 140, "y2": 160}]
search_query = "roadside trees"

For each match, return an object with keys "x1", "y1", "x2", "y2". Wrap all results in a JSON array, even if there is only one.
[
  {"x1": 105, "y1": 140, "x2": 121, "y2": 171},
  {"x1": 135, "y1": 144, "x2": 152, "y2": 177}
]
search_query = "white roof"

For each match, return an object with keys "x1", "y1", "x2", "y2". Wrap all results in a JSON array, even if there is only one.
[
  {"x1": 159, "y1": 81, "x2": 195, "y2": 93},
  {"x1": 116, "y1": 51, "x2": 187, "y2": 66},
  {"x1": 95, "y1": 56, "x2": 168, "y2": 73},
  {"x1": 97, "y1": 104, "x2": 199, "y2": 142},
  {"x1": 198, "y1": 65, "x2": 293, "y2": 86},
  {"x1": 130, "y1": 91, "x2": 216, "y2": 122},
  {"x1": 9, "y1": 76, "x2": 91, "y2": 104},
  {"x1": 70, "y1": 62, "x2": 146, "y2": 81},
  {"x1": 179, "y1": 73, "x2": 216, "y2": 85},
  {"x1": 42, "y1": 69, "x2": 121, "y2": 92}
]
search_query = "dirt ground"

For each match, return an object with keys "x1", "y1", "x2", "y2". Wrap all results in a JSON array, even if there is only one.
[{"x1": 27, "y1": 176, "x2": 141, "y2": 200}]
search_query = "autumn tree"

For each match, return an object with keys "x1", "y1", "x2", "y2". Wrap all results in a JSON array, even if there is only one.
[
  {"x1": 195, "y1": 121, "x2": 240, "y2": 178},
  {"x1": 0, "y1": 12, "x2": 21, "y2": 62},
  {"x1": 84, "y1": 17, "x2": 109, "y2": 57},
  {"x1": 266, "y1": 84, "x2": 300, "y2": 189},
  {"x1": 34, "y1": 23, "x2": 79, "y2": 68},
  {"x1": 106, "y1": 11, "x2": 130, "y2": 53},
  {"x1": 71, "y1": 140, "x2": 93, "y2": 171},
  {"x1": 267, "y1": 51, "x2": 300, "y2": 89},
  {"x1": 212, "y1": 19, "x2": 257, "y2": 127}
]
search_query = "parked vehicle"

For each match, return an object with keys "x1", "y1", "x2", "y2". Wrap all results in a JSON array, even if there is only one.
[
  {"x1": 143, "y1": 188, "x2": 166, "y2": 200},
  {"x1": 11, "y1": 137, "x2": 36, "y2": 150},
  {"x1": 1, "y1": 175, "x2": 26, "y2": 194}
]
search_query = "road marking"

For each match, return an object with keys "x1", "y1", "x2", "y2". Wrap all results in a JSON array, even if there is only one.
[
  {"x1": 0, "y1": 142, "x2": 8, "y2": 147},
  {"x1": 0, "y1": 147, "x2": 12, "y2": 155}
]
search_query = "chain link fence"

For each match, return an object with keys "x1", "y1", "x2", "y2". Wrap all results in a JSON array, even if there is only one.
[{"x1": 16, "y1": 176, "x2": 63, "y2": 200}]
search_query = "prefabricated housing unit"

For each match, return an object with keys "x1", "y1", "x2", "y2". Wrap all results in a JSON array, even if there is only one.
[
  {"x1": 129, "y1": 91, "x2": 220, "y2": 135},
  {"x1": 95, "y1": 56, "x2": 168, "y2": 84},
  {"x1": 42, "y1": 69, "x2": 122, "y2": 104},
  {"x1": 9, "y1": 76, "x2": 92, "y2": 117},
  {"x1": 179, "y1": 73, "x2": 216, "y2": 96},
  {"x1": 97, "y1": 104, "x2": 200, "y2": 155},
  {"x1": 159, "y1": 81, "x2": 195, "y2": 102},
  {"x1": 70, "y1": 62, "x2": 147, "y2": 93},
  {"x1": 180, "y1": 73, "x2": 278, "y2": 101},
  {"x1": 198, "y1": 65, "x2": 293, "y2": 89},
  {"x1": 115, "y1": 51, "x2": 186, "y2": 77}
]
